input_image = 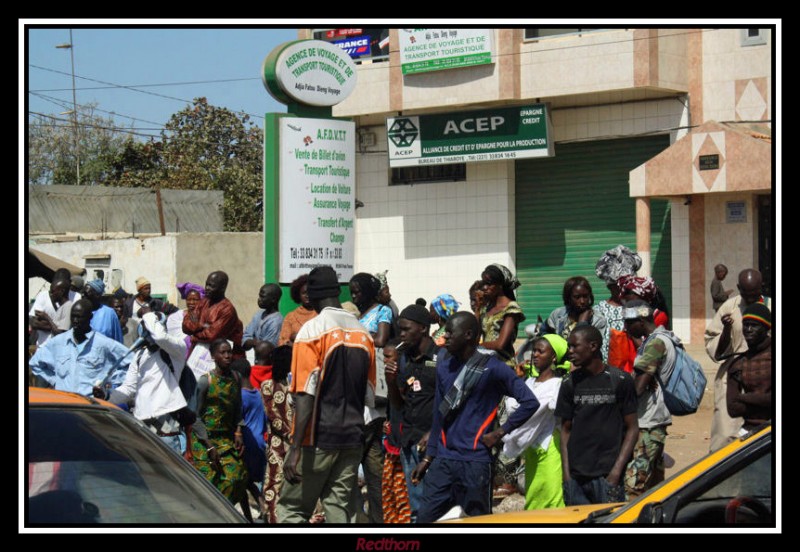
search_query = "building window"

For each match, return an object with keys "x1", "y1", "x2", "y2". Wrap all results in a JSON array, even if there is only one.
[
  {"x1": 741, "y1": 28, "x2": 767, "y2": 47},
  {"x1": 523, "y1": 28, "x2": 607, "y2": 41},
  {"x1": 390, "y1": 164, "x2": 466, "y2": 185},
  {"x1": 312, "y1": 28, "x2": 390, "y2": 63}
]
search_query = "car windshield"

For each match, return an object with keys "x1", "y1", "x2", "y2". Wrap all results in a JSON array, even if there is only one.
[{"x1": 27, "y1": 407, "x2": 245, "y2": 524}]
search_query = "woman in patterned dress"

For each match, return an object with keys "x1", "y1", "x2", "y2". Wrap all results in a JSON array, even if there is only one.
[
  {"x1": 191, "y1": 338, "x2": 251, "y2": 520},
  {"x1": 260, "y1": 345, "x2": 294, "y2": 524},
  {"x1": 478, "y1": 264, "x2": 525, "y2": 366},
  {"x1": 477, "y1": 263, "x2": 526, "y2": 498}
]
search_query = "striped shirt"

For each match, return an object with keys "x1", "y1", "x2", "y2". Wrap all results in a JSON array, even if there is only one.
[{"x1": 290, "y1": 307, "x2": 376, "y2": 449}]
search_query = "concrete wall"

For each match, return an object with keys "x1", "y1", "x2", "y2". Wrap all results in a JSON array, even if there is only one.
[
  {"x1": 174, "y1": 233, "x2": 265, "y2": 324},
  {"x1": 28, "y1": 236, "x2": 178, "y2": 305},
  {"x1": 27, "y1": 233, "x2": 266, "y2": 326}
]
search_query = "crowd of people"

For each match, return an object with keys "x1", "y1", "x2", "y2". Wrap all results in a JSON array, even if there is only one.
[{"x1": 26, "y1": 244, "x2": 773, "y2": 523}]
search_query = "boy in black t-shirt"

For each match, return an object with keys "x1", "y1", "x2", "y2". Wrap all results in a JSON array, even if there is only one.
[{"x1": 555, "y1": 325, "x2": 638, "y2": 505}]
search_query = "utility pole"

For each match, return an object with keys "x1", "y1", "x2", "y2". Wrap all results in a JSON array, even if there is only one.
[{"x1": 56, "y1": 29, "x2": 80, "y2": 185}]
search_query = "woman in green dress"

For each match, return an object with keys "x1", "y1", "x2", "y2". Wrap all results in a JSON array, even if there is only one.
[{"x1": 191, "y1": 338, "x2": 251, "y2": 521}]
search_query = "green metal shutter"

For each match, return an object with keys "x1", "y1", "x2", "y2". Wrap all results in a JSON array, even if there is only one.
[{"x1": 514, "y1": 135, "x2": 672, "y2": 331}]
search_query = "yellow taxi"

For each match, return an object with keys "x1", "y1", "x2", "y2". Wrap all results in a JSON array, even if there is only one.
[
  {"x1": 444, "y1": 424, "x2": 773, "y2": 525},
  {"x1": 26, "y1": 387, "x2": 247, "y2": 524}
]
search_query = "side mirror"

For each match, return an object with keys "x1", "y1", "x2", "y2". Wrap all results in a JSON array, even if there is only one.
[{"x1": 637, "y1": 502, "x2": 664, "y2": 524}]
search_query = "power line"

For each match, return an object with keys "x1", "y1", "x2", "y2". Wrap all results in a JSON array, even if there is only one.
[
  {"x1": 30, "y1": 76, "x2": 259, "y2": 92},
  {"x1": 29, "y1": 64, "x2": 264, "y2": 120},
  {"x1": 28, "y1": 111, "x2": 163, "y2": 139},
  {"x1": 29, "y1": 91, "x2": 165, "y2": 127}
]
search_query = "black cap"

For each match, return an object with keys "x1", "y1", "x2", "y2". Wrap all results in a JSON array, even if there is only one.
[
  {"x1": 307, "y1": 266, "x2": 340, "y2": 300},
  {"x1": 399, "y1": 304, "x2": 432, "y2": 327}
]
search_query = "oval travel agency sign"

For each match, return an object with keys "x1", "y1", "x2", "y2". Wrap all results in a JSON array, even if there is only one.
[{"x1": 262, "y1": 39, "x2": 358, "y2": 107}]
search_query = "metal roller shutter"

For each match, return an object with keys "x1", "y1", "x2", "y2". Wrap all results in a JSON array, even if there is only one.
[{"x1": 514, "y1": 135, "x2": 672, "y2": 332}]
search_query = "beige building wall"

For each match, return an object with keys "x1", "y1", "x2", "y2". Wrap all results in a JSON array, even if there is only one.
[
  {"x1": 27, "y1": 233, "x2": 265, "y2": 325},
  {"x1": 701, "y1": 28, "x2": 771, "y2": 124},
  {"x1": 656, "y1": 29, "x2": 689, "y2": 91},
  {"x1": 519, "y1": 29, "x2": 638, "y2": 98},
  {"x1": 334, "y1": 62, "x2": 392, "y2": 118},
  {"x1": 28, "y1": 236, "x2": 178, "y2": 305}
]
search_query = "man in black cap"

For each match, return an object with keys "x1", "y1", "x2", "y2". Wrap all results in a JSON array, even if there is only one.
[
  {"x1": 277, "y1": 266, "x2": 377, "y2": 524},
  {"x1": 725, "y1": 303, "x2": 772, "y2": 436},
  {"x1": 705, "y1": 268, "x2": 772, "y2": 451},
  {"x1": 384, "y1": 304, "x2": 439, "y2": 521}
]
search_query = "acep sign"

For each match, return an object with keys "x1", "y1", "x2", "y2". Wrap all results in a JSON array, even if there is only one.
[
  {"x1": 262, "y1": 40, "x2": 358, "y2": 107},
  {"x1": 387, "y1": 104, "x2": 553, "y2": 167}
]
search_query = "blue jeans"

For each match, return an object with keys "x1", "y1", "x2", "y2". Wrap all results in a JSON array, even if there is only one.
[
  {"x1": 563, "y1": 476, "x2": 626, "y2": 506},
  {"x1": 417, "y1": 457, "x2": 492, "y2": 523},
  {"x1": 400, "y1": 444, "x2": 424, "y2": 520}
]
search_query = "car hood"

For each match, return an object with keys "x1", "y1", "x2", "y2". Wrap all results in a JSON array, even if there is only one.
[{"x1": 441, "y1": 503, "x2": 624, "y2": 524}]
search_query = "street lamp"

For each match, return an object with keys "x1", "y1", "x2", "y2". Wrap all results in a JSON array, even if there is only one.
[{"x1": 55, "y1": 29, "x2": 80, "y2": 185}]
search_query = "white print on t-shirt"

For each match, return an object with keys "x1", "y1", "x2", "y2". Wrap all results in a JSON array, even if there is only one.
[{"x1": 574, "y1": 391, "x2": 616, "y2": 406}]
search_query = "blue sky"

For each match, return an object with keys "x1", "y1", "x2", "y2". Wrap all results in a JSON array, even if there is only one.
[{"x1": 25, "y1": 25, "x2": 300, "y2": 137}]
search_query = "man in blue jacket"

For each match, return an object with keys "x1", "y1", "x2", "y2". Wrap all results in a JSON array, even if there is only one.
[{"x1": 411, "y1": 311, "x2": 539, "y2": 522}]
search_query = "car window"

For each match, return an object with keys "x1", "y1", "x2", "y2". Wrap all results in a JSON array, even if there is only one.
[
  {"x1": 672, "y1": 449, "x2": 772, "y2": 524},
  {"x1": 27, "y1": 408, "x2": 244, "y2": 524}
]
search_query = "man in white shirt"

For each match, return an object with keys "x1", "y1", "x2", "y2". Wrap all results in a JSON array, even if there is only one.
[
  {"x1": 28, "y1": 269, "x2": 75, "y2": 348},
  {"x1": 109, "y1": 310, "x2": 191, "y2": 454}
]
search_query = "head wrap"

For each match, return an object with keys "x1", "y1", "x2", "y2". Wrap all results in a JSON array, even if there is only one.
[
  {"x1": 399, "y1": 304, "x2": 433, "y2": 327},
  {"x1": 742, "y1": 303, "x2": 771, "y2": 329},
  {"x1": 431, "y1": 294, "x2": 459, "y2": 322},
  {"x1": 307, "y1": 266, "x2": 341, "y2": 301},
  {"x1": 135, "y1": 276, "x2": 151, "y2": 291},
  {"x1": 374, "y1": 270, "x2": 389, "y2": 291},
  {"x1": 176, "y1": 282, "x2": 205, "y2": 300},
  {"x1": 596, "y1": 245, "x2": 642, "y2": 284},
  {"x1": 350, "y1": 272, "x2": 382, "y2": 305},
  {"x1": 483, "y1": 263, "x2": 521, "y2": 300},
  {"x1": 541, "y1": 334, "x2": 569, "y2": 367},
  {"x1": 622, "y1": 304, "x2": 654, "y2": 320},
  {"x1": 87, "y1": 278, "x2": 105, "y2": 295},
  {"x1": 617, "y1": 275, "x2": 658, "y2": 303}
]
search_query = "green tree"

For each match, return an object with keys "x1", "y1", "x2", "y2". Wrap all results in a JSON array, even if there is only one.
[
  {"x1": 29, "y1": 98, "x2": 265, "y2": 232},
  {"x1": 158, "y1": 98, "x2": 264, "y2": 231}
]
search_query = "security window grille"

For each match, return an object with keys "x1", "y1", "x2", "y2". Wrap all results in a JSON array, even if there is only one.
[
  {"x1": 524, "y1": 28, "x2": 607, "y2": 40},
  {"x1": 391, "y1": 164, "x2": 466, "y2": 185}
]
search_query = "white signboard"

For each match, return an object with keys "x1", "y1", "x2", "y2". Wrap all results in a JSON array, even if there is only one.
[
  {"x1": 264, "y1": 40, "x2": 358, "y2": 106},
  {"x1": 279, "y1": 117, "x2": 356, "y2": 283},
  {"x1": 399, "y1": 29, "x2": 494, "y2": 75}
]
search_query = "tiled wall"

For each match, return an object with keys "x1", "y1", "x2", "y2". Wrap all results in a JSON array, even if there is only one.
[
  {"x1": 354, "y1": 125, "x2": 514, "y2": 309},
  {"x1": 670, "y1": 200, "x2": 692, "y2": 341},
  {"x1": 702, "y1": 28, "x2": 771, "y2": 123},
  {"x1": 519, "y1": 29, "x2": 637, "y2": 97},
  {"x1": 551, "y1": 97, "x2": 686, "y2": 143},
  {"x1": 353, "y1": 99, "x2": 685, "y2": 311},
  {"x1": 703, "y1": 194, "x2": 757, "y2": 320}
]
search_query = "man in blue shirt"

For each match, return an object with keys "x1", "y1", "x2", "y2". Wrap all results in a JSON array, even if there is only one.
[
  {"x1": 82, "y1": 278, "x2": 124, "y2": 343},
  {"x1": 242, "y1": 283, "x2": 283, "y2": 350},
  {"x1": 411, "y1": 311, "x2": 539, "y2": 522},
  {"x1": 29, "y1": 299, "x2": 131, "y2": 397}
]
